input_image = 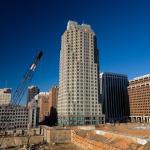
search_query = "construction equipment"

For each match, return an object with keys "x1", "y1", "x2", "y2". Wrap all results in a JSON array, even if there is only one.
[
  {"x1": 0, "y1": 50, "x2": 43, "y2": 148},
  {"x1": 11, "y1": 50, "x2": 43, "y2": 105}
]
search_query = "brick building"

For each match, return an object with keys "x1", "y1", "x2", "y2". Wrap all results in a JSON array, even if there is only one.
[
  {"x1": 49, "y1": 86, "x2": 58, "y2": 110},
  {"x1": 28, "y1": 88, "x2": 59, "y2": 126},
  {"x1": 128, "y1": 74, "x2": 150, "y2": 123},
  {"x1": 48, "y1": 86, "x2": 59, "y2": 125},
  {"x1": 37, "y1": 92, "x2": 50, "y2": 122}
]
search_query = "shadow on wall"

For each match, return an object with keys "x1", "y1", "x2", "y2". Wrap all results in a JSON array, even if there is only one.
[{"x1": 39, "y1": 107, "x2": 58, "y2": 126}]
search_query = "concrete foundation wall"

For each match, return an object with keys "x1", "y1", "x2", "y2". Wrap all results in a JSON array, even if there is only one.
[
  {"x1": 0, "y1": 136, "x2": 43, "y2": 148},
  {"x1": 43, "y1": 127, "x2": 71, "y2": 144},
  {"x1": 42, "y1": 126, "x2": 119, "y2": 150},
  {"x1": 77, "y1": 125, "x2": 96, "y2": 130}
]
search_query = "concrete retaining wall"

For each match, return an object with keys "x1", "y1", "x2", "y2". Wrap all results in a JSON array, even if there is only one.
[
  {"x1": 95, "y1": 130, "x2": 149, "y2": 145},
  {"x1": 0, "y1": 136, "x2": 43, "y2": 148},
  {"x1": 71, "y1": 131, "x2": 119, "y2": 150},
  {"x1": 43, "y1": 127, "x2": 71, "y2": 144},
  {"x1": 77, "y1": 125, "x2": 96, "y2": 130}
]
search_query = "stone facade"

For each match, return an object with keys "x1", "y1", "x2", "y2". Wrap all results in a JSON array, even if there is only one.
[
  {"x1": 58, "y1": 21, "x2": 104, "y2": 126},
  {"x1": 27, "y1": 86, "x2": 40, "y2": 105},
  {"x1": 0, "y1": 88, "x2": 11, "y2": 105},
  {"x1": 28, "y1": 98, "x2": 39, "y2": 128},
  {"x1": 42, "y1": 126, "x2": 71, "y2": 144}
]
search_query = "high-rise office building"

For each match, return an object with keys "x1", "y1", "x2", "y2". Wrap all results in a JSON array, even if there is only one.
[
  {"x1": 27, "y1": 86, "x2": 40, "y2": 105},
  {"x1": 128, "y1": 74, "x2": 150, "y2": 123},
  {"x1": 100, "y1": 72, "x2": 129, "y2": 122},
  {"x1": 58, "y1": 21, "x2": 104, "y2": 126},
  {"x1": 0, "y1": 88, "x2": 11, "y2": 105}
]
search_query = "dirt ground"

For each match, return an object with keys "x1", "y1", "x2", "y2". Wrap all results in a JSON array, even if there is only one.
[
  {"x1": 36, "y1": 143, "x2": 82, "y2": 150},
  {"x1": 97, "y1": 123, "x2": 150, "y2": 137},
  {"x1": 74, "y1": 123, "x2": 150, "y2": 150}
]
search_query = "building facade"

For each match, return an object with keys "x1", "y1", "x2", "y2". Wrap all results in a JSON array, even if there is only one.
[
  {"x1": 58, "y1": 21, "x2": 104, "y2": 126},
  {"x1": 100, "y1": 72, "x2": 129, "y2": 123},
  {"x1": 48, "y1": 86, "x2": 59, "y2": 125},
  {"x1": 37, "y1": 92, "x2": 50, "y2": 122},
  {"x1": 27, "y1": 86, "x2": 40, "y2": 105},
  {"x1": 128, "y1": 74, "x2": 150, "y2": 123},
  {"x1": 0, "y1": 105, "x2": 28, "y2": 130},
  {"x1": 49, "y1": 86, "x2": 58, "y2": 110},
  {"x1": 0, "y1": 88, "x2": 11, "y2": 105},
  {"x1": 28, "y1": 97, "x2": 39, "y2": 128}
]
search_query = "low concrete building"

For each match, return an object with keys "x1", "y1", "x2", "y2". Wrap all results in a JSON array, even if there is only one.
[
  {"x1": 0, "y1": 105, "x2": 28, "y2": 131},
  {"x1": 42, "y1": 126, "x2": 71, "y2": 144}
]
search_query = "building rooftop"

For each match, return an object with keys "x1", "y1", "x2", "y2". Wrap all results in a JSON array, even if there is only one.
[
  {"x1": 67, "y1": 20, "x2": 93, "y2": 32},
  {"x1": 100, "y1": 72, "x2": 128, "y2": 77},
  {"x1": 0, "y1": 88, "x2": 11, "y2": 93},
  {"x1": 39, "y1": 92, "x2": 49, "y2": 95},
  {"x1": 131, "y1": 74, "x2": 150, "y2": 81}
]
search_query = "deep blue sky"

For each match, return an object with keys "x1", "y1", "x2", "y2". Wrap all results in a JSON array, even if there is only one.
[{"x1": 0, "y1": 0, "x2": 150, "y2": 96}]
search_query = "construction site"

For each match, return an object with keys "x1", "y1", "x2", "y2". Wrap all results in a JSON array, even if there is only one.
[
  {"x1": 0, "y1": 51, "x2": 150, "y2": 150},
  {"x1": 0, "y1": 123, "x2": 150, "y2": 150}
]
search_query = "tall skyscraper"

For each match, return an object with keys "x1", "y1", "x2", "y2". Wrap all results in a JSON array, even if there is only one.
[
  {"x1": 0, "y1": 88, "x2": 11, "y2": 105},
  {"x1": 27, "y1": 86, "x2": 40, "y2": 105},
  {"x1": 128, "y1": 74, "x2": 150, "y2": 123},
  {"x1": 100, "y1": 72, "x2": 129, "y2": 123},
  {"x1": 58, "y1": 21, "x2": 104, "y2": 126}
]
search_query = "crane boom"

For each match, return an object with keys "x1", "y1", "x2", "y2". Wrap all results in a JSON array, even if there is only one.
[
  {"x1": 0, "y1": 51, "x2": 43, "y2": 148},
  {"x1": 11, "y1": 51, "x2": 43, "y2": 105}
]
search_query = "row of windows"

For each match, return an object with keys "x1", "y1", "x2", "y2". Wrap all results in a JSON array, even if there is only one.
[
  {"x1": 66, "y1": 48, "x2": 93, "y2": 53},
  {"x1": 66, "y1": 32, "x2": 93, "y2": 37}
]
